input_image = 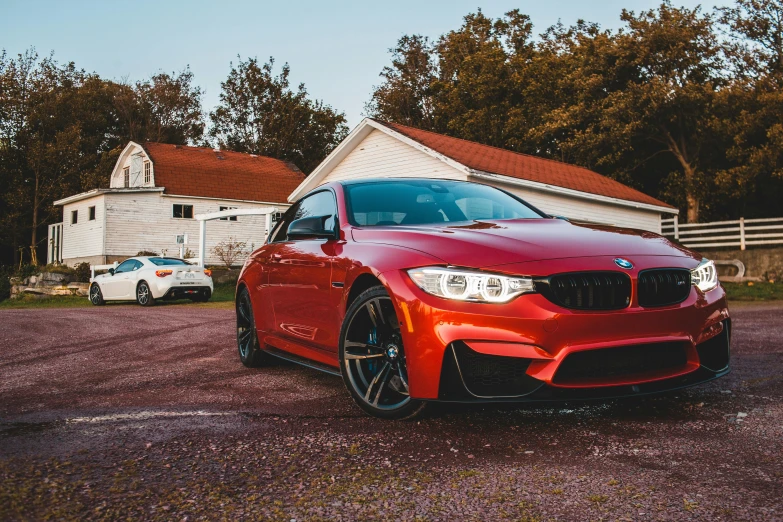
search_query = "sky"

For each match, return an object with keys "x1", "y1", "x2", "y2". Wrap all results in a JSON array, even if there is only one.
[{"x1": 1, "y1": 0, "x2": 718, "y2": 129}]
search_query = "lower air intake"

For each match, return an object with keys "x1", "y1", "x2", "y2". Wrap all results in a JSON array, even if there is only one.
[{"x1": 553, "y1": 342, "x2": 688, "y2": 384}]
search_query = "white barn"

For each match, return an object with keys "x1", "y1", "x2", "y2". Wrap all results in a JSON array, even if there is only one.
[
  {"x1": 290, "y1": 118, "x2": 678, "y2": 231},
  {"x1": 50, "y1": 142, "x2": 303, "y2": 266}
]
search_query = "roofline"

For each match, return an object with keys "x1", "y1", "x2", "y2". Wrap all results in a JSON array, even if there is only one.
[
  {"x1": 470, "y1": 172, "x2": 679, "y2": 215},
  {"x1": 287, "y1": 118, "x2": 473, "y2": 202},
  {"x1": 54, "y1": 187, "x2": 164, "y2": 206},
  {"x1": 161, "y1": 193, "x2": 291, "y2": 206},
  {"x1": 288, "y1": 118, "x2": 677, "y2": 213}
]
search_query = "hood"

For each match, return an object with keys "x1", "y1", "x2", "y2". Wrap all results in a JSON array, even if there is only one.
[{"x1": 350, "y1": 219, "x2": 699, "y2": 268}]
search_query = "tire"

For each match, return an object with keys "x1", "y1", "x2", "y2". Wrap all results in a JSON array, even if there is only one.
[
  {"x1": 89, "y1": 283, "x2": 105, "y2": 306},
  {"x1": 236, "y1": 286, "x2": 269, "y2": 367},
  {"x1": 136, "y1": 281, "x2": 155, "y2": 307},
  {"x1": 339, "y1": 285, "x2": 426, "y2": 420}
]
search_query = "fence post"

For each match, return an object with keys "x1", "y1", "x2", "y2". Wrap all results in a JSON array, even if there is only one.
[
  {"x1": 739, "y1": 217, "x2": 746, "y2": 250},
  {"x1": 673, "y1": 215, "x2": 679, "y2": 240}
]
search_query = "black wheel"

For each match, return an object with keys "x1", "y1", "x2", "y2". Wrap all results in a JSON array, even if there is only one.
[
  {"x1": 89, "y1": 283, "x2": 105, "y2": 306},
  {"x1": 339, "y1": 286, "x2": 426, "y2": 420},
  {"x1": 236, "y1": 287, "x2": 268, "y2": 367},
  {"x1": 136, "y1": 281, "x2": 155, "y2": 306}
]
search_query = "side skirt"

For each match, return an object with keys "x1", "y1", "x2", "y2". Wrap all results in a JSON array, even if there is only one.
[{"x1": 263, "y1": 345, "x2": 341, "y2": 377}]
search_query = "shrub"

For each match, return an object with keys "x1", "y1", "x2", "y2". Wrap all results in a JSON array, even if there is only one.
[
  {"x1": 73, "y1": 262, "x2": 91, "y2": 283},
  {"x1": 211, "y1": 237, "x2": 248, "y2": 269},
  {"x1": 137, "y1": 250, "x2": 158, "y2": 256},
  {"x1": 0, "y1": 265, "x2": 12, "y2": 302}
]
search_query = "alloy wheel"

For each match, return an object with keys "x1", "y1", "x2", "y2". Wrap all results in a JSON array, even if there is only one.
[
  {"x1": 137, "y1": 283, "x2": 150, "y2": 305},
  {"x1": 237, "y1": 291, "x2": 254, "y2": 359},
  {"x1": 342, "y1": 296, "x2": 411, "y2": 411}
]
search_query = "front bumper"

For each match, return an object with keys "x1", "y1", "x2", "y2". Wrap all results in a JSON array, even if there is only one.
[{"x1": 380, "y1": 255, "x2": 730, "y2": 401}]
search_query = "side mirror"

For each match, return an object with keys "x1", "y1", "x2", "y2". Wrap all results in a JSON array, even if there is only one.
[
  {"x1": 287, "y1": 215, "x2": 335, "y2": 240},
  {"x1": 108, "y1": 268, "x2": 115, "y2": 276}
]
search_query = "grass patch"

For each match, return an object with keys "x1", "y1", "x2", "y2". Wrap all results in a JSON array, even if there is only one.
[
  {"x1": 721, "y1": 282, "x2": 783, "y2": 301},
  {"x1": 0, "y1": 282, "x2": 236, "y2": 309}
]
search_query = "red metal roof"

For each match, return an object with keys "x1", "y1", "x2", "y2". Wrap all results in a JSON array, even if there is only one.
[
  {"x1": 143, "y1": 142, "x2": 305, "y2": 203},
  {"x1": 375, "y1": 120, "x2": 674, "y2": 209}
]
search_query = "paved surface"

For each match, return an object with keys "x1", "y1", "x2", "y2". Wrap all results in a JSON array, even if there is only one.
[{"x1": 1, "y1": 302, "x2": 782, "y2": 521}]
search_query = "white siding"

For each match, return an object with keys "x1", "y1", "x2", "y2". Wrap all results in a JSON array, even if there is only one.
[
  {"x1": 480, "y1": 178, "x2": 662, "y2": 232},
  {"x1": 110, "y1": 143, "x2": 154, "y2": 189},
  {"x1": 104, "y1": 193, "x2": 288, "y2": 265},
  {"x1": 61, "y1": 195, "x2": 106, "y2": 261},
  {"x1": 323, "y1": 129, "x2": 468, "y2": 183}
]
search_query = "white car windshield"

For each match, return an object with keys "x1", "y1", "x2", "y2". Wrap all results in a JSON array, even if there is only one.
[{"x1": 149, "y1": 257, "x2": 191, "y2": 266}]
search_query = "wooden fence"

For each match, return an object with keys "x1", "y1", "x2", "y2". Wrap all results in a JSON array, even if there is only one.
[{"x1": 661, "y1": 216, "x2": 783, "y2": 250}]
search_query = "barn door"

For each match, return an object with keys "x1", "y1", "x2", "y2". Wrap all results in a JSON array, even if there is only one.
[{"x1": 130, "y1": 154, "x2": 143, "y2": 186}]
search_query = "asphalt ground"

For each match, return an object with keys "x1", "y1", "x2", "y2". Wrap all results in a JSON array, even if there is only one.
[{"x1": 1, "y1": 302, "x2": 782, "y2": 521}]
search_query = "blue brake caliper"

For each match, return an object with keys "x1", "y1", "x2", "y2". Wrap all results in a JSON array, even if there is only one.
[{"x1": 367, "y1": 327, "x2": 378, "y2": 374}]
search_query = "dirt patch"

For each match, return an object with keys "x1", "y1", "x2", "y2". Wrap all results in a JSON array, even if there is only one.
[{"x1": 1, "y1": 304, "x2": 781, "y2": 520}]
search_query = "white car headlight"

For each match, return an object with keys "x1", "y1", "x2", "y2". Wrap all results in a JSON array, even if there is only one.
[
  {"x1": 691, "y1": 259, "x2": 718, "y2": 292},
  {"x1": 407, "y1": 267, "x2": 535, "y2": 303}
]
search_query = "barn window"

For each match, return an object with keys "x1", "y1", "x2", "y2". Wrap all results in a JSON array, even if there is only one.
[
  {"x1": 71, "y1": 210, "x2": 78, "y2": 224},
  {"x1": 123, "y1": 167, "x2": 130, "y2": 188},
  {"x1": 173, "y1": 204, "x2": 194, "y2": 219},
  {"x1": 88, "y1": 206, "x2": 96, "y2": 221},
  {"x1": 219, "y1": 206, "x2": 238, "y2": 221},
  {"x1": 144, "y1": 161, "x2": 151, "y2": 184}
]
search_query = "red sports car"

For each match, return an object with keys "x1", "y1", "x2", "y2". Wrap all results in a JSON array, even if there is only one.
[{"x1": 235, "y1": 178, "x2": 730, "y2": 419}]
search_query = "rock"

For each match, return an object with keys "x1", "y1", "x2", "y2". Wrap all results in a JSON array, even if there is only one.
[
  {"x1": 40, "y1": 272, "x2": 70, "y2": 283},
  {"x1": 67, "y1": 283, "x2": 89, "y2": 297}
]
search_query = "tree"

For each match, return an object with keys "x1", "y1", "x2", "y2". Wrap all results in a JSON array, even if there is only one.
[
  {"x1": 365, "y1": 35, "x2": 437, "y2": 129},
  {"x1": 209, "y1": 57, "x2": 348, "y2": 173},
  {"x1": 0, "y1": 49, "x2": 207, "y2": 265},
  {"x1": 712, "y1": 0, "x2": 783, "y2": 216}
]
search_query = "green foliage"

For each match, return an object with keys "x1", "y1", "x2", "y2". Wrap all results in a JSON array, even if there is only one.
[
  {"x1": 366, "y1": 1, "x2": 783, "y2": 223},
  {"x1": 0, "y1": 50, "x2": 205, "y2": 266},
  {"x1": 722, "y1": 281, "x2": 783, "y2": 301},
  {"x1": 72, "y1": 262, "x2": 90, "y2": 283},
  {"x1": 208, "y1": 56, "x2": 349, "y2": 174}
]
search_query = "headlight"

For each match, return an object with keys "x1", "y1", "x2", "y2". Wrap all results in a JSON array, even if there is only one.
[
  {"x1": 691, "y1": 259, "x2": 718, "y2": 292},
  {"x1": 407, "y1": 267, "x2": 535, "y2": 303}
]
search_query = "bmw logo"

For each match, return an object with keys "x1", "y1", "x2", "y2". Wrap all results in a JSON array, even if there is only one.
[{"x1": 614, "y1": 258, "x2": 634, "y2": 269}]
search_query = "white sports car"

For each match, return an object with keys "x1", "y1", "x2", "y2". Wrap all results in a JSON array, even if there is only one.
[{"x1": 89, "y1": 257, "x2": 214, "y2": 306}]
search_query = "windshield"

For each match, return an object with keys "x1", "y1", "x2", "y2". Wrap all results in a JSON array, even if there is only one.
[
  {"x1": 344, "y1": 180, "x2": 544, "y2": 227},
  {"x1": 149, "y1": 257, "x2": 191, "y2": 266}
]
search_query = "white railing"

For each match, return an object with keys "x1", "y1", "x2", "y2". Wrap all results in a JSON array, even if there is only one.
[
  {"x1": 90, "y1": 262, "x2": 118, "y2": 281},
  {"x1": 662, "y1": 216, "x2": 783, "y2": 250}
]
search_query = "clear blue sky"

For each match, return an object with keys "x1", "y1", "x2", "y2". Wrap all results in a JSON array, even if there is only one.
[{"x1": 1, "y1": 0, "x2": 716, "y2": 128}]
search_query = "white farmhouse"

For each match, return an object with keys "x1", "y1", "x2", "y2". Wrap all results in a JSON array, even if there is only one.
[
  {"x1": 290, "y1": 118, "x2": 678, "y2": 231},
  {"x1": 49, "y1": 142, "x2": 303, "y2": 266}
]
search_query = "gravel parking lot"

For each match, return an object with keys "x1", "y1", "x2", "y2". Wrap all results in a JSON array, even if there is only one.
[{"x1": 1, "y1": 302, "x2": 782, "y2": 521}]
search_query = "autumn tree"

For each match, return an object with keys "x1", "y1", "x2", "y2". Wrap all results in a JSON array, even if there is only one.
[
  {"x1": 0, "y1": 49, "x2": 206, "y2": 265},
  {"x1": 209, "y1": 57, "x2": 348, "y2": 174},
  {"x1": 365, "y1": 35, "x2": 437, "y2": 129}
]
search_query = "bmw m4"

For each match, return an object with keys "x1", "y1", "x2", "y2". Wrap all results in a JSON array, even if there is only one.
[{"x1": 235, "y1": 179, "x2": 730, "y2": 419}]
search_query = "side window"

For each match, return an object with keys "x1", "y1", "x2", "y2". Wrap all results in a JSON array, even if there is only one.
[
  {"x1": 269, "y1": 204, "x2": 300, "y2": 243},
  {"x1": 292, "y1": 191, "x2": 337, "y2": 231},
  {"x1": 114, "y1": 260, "x2": 136, "y2": 274},
  {"x1": 131, "y1": 260, "x2": 143, "y2": 271}
]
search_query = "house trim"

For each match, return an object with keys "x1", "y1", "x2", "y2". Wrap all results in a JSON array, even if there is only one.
[
  {"x1": 54, "y1": 188, "x2": 165, "y2": 206},
  {"x1": 289, "y1": 118, "x2": 678, "y2": 215},
  {"x1": 470, "y1": 172, "x2": 678, "y2": 215}
]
